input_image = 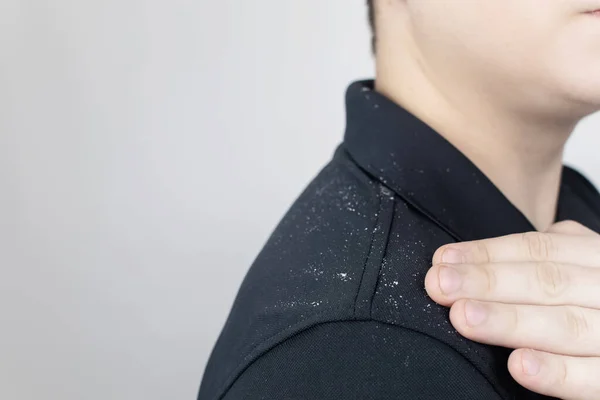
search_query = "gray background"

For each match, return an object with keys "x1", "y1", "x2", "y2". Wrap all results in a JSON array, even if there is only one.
[{"x1": 1, "y1": 1, "x2": 599, "y2": 399}]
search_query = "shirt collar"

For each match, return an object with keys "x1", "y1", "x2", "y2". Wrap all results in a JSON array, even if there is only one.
[{"x1": 342, "y1": 79, "x2": 598, "y2": 241}]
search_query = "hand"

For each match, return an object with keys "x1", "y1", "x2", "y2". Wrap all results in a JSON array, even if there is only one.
[{"x1": 425, "y1": 220, "x2": 600, "y2": 400}]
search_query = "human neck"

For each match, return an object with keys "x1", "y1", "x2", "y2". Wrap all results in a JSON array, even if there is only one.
[{"x1": 375, "y1": 60, "x2": 579, "y2": 232}]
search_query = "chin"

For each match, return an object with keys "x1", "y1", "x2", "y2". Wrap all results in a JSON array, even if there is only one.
[
  {"x1": 564, "y1": 81, "x2": 600, "y2": 113},
  {"x1": 545, "y1": 64, "x2": 600, "y2": 116}
]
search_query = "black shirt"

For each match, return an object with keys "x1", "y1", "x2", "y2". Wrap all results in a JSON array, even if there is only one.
[{"x1": 198, "y1": 80, "x2": 600, "y2": 400}]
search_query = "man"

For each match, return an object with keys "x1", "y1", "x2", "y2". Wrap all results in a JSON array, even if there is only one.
[{"x1": 198, "y1": 1, "x2": 600, "y2": 398}]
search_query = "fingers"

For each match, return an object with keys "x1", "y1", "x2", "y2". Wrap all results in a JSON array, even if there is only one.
[
  {"x1": 425, "y1": 261, "x2": 600, "y2": 309},
  {"x1": 448, "y1": 300, "x2": 600, "y2": 357},
  {"x1": 508, "y1": 349, "x2": 600, "y2": 400},
  {"x1": 432, "y1": 231, "x2": 600, "y2": 268},
  {"x1": 426, "y1": 221, "x2": 600, "y2": 400}
]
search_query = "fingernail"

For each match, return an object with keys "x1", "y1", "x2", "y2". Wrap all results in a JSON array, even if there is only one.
[
  {"x1": 465, "y1": 301, "x2": 487, "y2": 326},
  {"x1": 442, "y1": 248, "x2": 463, "y2": 264},
  {"x1": 521, "y1": 350, "x2": 541, "y2": 376},
  {"x1": 439, "y1": 266, "x2": 462, "y2": 295}
]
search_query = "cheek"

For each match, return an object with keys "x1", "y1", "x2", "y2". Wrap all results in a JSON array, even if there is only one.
[
  {"x1": 411, "y1": 12, "x2": 541, "y2": 84},
  {"x1": 410, "y1": 1, "x2": 540, "y2": 75}
]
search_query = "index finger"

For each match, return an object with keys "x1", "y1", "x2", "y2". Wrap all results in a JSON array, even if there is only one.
[{"x1": 433, "y1": 232, "x2": 600, "y2": 267}]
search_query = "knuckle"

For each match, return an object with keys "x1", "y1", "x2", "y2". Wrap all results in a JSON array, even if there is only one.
[
  {"x1": 475, "y1": 241, "x2": 492, "y2": 263},
  {"x1": 564, "y1": 306, "x2": 591, "y2": 342},
  {"x1": 503, "y1": 306, "x2": 527, "y2": 341},
  {"x1": 481, "y1": 265, "x2": 497, "y2": 295},
  {"x1": 534, "y1": 261, "x2": 568, "y2": 299},
  {"x1": 509, "y1": 305, "x2": 521, "y2": 333},
  {"x1": 560, "y1": 362, "x2": 568, "y2": 388},
  {"x1": 522, "y1": 232, "x2": 555, "y2": 261},
  {"x1": 552, "y1": 357, "x2": 569, "y2": 388}
]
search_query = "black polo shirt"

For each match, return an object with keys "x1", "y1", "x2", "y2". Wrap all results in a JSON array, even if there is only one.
[{"x1": 198, "y1": 80, "x2": 600, "y2": 400}]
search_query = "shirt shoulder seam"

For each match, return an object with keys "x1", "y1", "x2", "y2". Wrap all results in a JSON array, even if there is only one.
[
  {"x1": 352, "y1": 184, "x2": 396, "y2": 319},
  {"x1": 334, "y1": 145, "x2": 398, "y2": 320},
  {"x1": 217, "y1": 318, "x2": 505, "y2": 400},
  {"x1": 211, "y1": 306, "x2": 355, "y2": 400}
]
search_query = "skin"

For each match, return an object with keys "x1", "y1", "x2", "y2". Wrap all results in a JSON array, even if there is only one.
[
  {"x1": 372, "y1": 0, "x2": 600, "y2": 398},
  {"x1": 374, "y1": 0, "x2": 600, "y2": 231},
  {"x1": 425, "y1": 222, "x2": 600, "y2": 399}
]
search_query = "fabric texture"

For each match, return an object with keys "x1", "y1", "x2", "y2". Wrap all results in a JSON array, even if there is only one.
[{"x1": 198, "y1": 80, "x2": 600, "y2": 400}]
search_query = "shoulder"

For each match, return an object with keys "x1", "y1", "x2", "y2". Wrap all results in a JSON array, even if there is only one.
[
  {"x1": 199, "y1": 145, "x2": 395, "y2": 399},
  {"x1": 221, "y1": 320, "x2": 503, "y2": 400}
]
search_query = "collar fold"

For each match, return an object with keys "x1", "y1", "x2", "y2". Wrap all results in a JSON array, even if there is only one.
[{"x1": 342, "y1": 80, "x2": 595, "y2": 241}]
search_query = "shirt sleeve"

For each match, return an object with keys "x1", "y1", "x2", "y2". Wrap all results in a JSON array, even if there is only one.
[{"x1": 222, "y1": 320, "x2": 503, "y2": 400}]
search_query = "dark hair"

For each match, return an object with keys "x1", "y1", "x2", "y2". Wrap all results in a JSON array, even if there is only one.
[{"x1": 367, "y1": 0, "x2": 376, "y2": 53}]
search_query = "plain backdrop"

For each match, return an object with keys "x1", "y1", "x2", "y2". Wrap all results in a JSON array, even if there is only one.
[{"x1": 1, "y1": 1, "x2": 599, "y2": 399}]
